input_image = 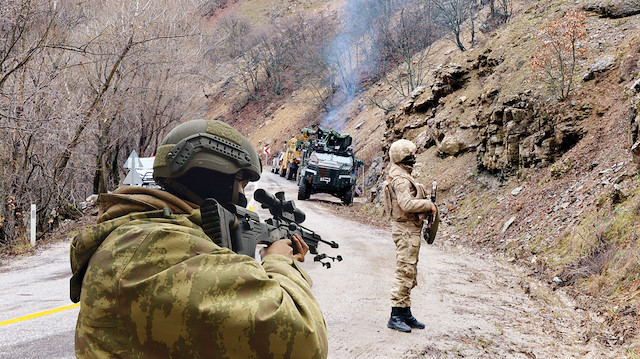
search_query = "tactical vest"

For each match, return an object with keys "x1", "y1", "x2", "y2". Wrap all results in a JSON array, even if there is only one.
[{"x1": 383, "y1": 175, "x2": 427, "y2": 225}]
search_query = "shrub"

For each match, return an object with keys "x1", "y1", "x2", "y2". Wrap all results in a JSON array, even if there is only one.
[{"x1": 530, "y1": 9, "x2": 588, "y2": 101}]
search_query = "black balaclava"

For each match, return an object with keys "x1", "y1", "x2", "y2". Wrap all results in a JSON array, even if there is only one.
[
  {"x1": 400, "y1": 154, "x2": 416, "y2": 167},
  {"x1": 166, "y1": 167, "x2": 248, "y2": 207}
]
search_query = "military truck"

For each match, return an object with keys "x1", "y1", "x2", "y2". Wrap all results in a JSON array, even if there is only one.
[
  {"x1": 296, "y1": 127, "x2": 362, "y2": 205},
  {"x1": 279, "y1": 134, "x2": 308, "y2": 180}
]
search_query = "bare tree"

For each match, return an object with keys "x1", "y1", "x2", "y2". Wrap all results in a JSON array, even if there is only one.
[
  {"x1": 377, "y1": 2, "x2": 437, "y2": 97},
  {"x1": 256, "y1": 29, "x2": 290, "y2": 95},
  {"x1": 74, "y1": 0, "x2": 210, "y2": 194},
  {"x1": 232, "y1": 39, "x2": 263, "y2": 95},
  {"x1": 281, "y1": 13, "x2": 336, "y2": 86},
  {"x1": 0, "y1": 0, "x2": 72, "y2": 245},
  {"x1": 326, "y1": 34, "x2": 363, "y2": 98},
  {"x1": 0, "y1": 0, "x2": 214, "y2": 248},
  {"x1": 217, "y1": 15, "x2": 252, "y2": 60},
  {"x1": 287, "y1": 14, "x2": 339, "y2": 112},
  {"x1": 487, "y1": 0, "x2": 511, "y2": 24},
  {"x1": 468, "y1": 0, "x2": 479, "y2": 46},
  {"x1": 433, "y1": 0, "x2": 472, "y2": 51},
  {"x1": 224, "y1": 12, "x2": 338, "y2": 100}
]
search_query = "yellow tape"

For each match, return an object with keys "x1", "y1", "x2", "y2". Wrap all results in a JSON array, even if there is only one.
[{"x1": 0, "y1": 303, "x2": 80, "y2": 327}]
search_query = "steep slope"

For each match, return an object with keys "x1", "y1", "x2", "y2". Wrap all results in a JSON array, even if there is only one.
[
  {"x1": 204, "y1": 0, "x2": 640, "y2": 346},
  {"x1": 353, "y1": 0, "x2": 640, "y2": 346}
]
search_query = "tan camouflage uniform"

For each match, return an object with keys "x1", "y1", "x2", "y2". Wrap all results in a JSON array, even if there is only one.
[
  {"x1": 70, "y1": 186, "x2": 328, "y2": 358},
  {"x1": 387, "y1": 160, "x2": 431, "y2": 308}
]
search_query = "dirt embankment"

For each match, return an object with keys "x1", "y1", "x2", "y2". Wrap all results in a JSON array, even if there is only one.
[{"x1": 259, "y1": 175, "x2": 629, "y2": 358}]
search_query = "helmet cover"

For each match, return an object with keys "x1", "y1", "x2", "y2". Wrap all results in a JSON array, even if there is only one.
[
  {"x1": 389, "y1": 139, "x2": 417, "y2": 164},
  {"x1": 153, "y1": 119, "x2": 261, "y2": 184}
]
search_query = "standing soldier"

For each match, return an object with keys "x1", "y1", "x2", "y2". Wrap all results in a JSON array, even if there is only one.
[
  {"x1": 384, "y1": 139, "x2": 437, "y2": 333},
  {"x1": 70, "y1": 119, "x2": 328, "y2": 358}
]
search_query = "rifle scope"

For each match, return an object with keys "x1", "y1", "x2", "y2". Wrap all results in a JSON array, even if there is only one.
[{"x1": 254, "y1": 189, "x2": 306, "y2": 224}]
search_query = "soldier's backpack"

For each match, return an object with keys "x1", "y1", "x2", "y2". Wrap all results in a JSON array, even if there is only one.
[{"x1": 382, "y1": 179, "x2": 404, "y2": 221}]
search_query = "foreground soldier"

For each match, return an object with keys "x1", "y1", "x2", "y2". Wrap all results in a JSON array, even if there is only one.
[
  {"x1": 384, "y1": 139, "x2": 437, "y2": 333},
  {"x1": 70, "y1": 119, "x2": 328, "y2": 358}
]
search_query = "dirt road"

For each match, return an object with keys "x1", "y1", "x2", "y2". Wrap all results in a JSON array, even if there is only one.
[
  {"x1": 254, "y1": 173, "x2": 627, "y2": 358},
  {"x1": 0, "y1": 171, "x2": 628, "y2": 358}
]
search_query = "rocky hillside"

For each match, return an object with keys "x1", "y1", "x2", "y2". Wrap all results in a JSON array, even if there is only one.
[
  {"x1": 386, "y1": 1, "x2": 640, "y2": 344},
  {"x1": 215, "y1": 0, "x2": 640, "y2": 348}
]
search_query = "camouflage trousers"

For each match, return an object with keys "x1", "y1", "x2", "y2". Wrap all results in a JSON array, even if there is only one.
[{"x1": 390, "y1": 223, "x2": 422, "y2": 307}]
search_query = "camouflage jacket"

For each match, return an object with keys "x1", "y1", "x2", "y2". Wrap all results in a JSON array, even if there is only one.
[
  {"x1": 70, "y1": 186, "x2": 328, "y2": 359},
  {"x1": 386, "y1": 163, "x2": 433, "y2": 232}
]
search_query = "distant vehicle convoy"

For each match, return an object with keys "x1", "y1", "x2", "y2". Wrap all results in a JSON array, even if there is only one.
[
  {"x1": 271, "y1": 126, "x2": 362, "y2": 205},
  {"x1": 270, "y1": 152, "x2": 285, "y2": 174}
]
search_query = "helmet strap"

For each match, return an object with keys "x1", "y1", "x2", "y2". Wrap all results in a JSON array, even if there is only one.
[{"x1": 231, "y1": 172, "x2": 242, "y2": 204}]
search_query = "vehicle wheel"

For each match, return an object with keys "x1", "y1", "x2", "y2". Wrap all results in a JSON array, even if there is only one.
[
  {"x1": 280, "y1": 168, "x2": 286, "y2": 177},
  {"x1": 342, "y1": 186, "x2": 353, "y2": 205},
  {"x1": 298, "y1": 180, "x2": 309, "y2": 200}
]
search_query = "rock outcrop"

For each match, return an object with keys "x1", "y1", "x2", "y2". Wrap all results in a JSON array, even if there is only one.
[
  {"x1": 406, "y1": 63, "x2": 470, "y2": 114},
  {"x1": 384, "y1": 51, "x2": 589, "y2": 174},
  {"x1": 583, "y1": 55, "x2": 616, "y2": 81},
  {"x1": 583, "y1": 0, "x2": 640, "y2": 18},
  {"x1": 475, "y1": 94, "x2": 585, "y2": 171}
]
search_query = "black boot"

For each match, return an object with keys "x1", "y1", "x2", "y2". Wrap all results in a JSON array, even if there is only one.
[
  {"x1": 387, "y1": 307, "x2": 411, "y2": 333},
  {"x1": 401, "y1": 307, "x2": 425, "y2": 329}
]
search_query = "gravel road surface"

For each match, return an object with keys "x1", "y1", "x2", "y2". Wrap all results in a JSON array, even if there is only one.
[{"x1": 0, "y1": 171, "x2": 626, "y2": 358}]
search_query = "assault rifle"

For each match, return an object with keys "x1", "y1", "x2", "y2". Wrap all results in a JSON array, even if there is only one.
[
  {"x1": 200, "y1": 189, "x2": 341, "y2": 268},
  {"x1": 423, "y1": 180, "x2": 439, "y2": 245}
]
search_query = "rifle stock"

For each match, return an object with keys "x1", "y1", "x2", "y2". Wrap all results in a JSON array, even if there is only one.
[{"x1": 201, "y1": 189, "x2": 340, "y2": 267}]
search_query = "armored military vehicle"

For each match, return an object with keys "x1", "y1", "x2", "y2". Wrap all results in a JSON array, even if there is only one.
[{"x1": 296, "y1": 127, "x2": 362, "y2": 205}]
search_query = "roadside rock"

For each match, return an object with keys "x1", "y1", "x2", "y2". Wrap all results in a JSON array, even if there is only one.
[
  {"x1": 387, "y1": 60, "x2": 588, "y2": 174},
  {"x1": 502, "y1": 216, "x2": 516, "y2": 233},
  {"x1": 631, "y1": 78, "x2": 640, "y2": 94},
  {"x1": 476, "y1": 96, "x2": 585, "y2": 172},
  {"x1": 364, "y1": 155, "x2": 385, "y2": 187},
  {"x1": 583, "y1": 55, "x2": 616, "y2": 81},
  {"x1": 610, "y1": 183, "x2": 628, "y2": 204},
  {"x1": 472, "y1": 48, "x2": 503, "y2": 77},
  {"x1": 440, "y1": 134, "x2": 461, "y2": 156},
  {"x1": 415, "y1": 129, "x2": 436, "y2": 150},
  {"x1": 413, "y1": 63, "x2": 469, "y2": 113},
  {"x1": 631, "y1": 141, "x2": 640, "y2": 165},
  {"x1": 400, "y1": 86, "x2": 427, "y2": 113},
  {"x1": 583, "y1": 0, "x2": 640, "y2": 18}
]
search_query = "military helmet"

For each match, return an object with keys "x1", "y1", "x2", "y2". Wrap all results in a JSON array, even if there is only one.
[
  {"x1": 153, "y1": 119, "x2": 262, "y2": 185},
  {"x1": 389, "y1": 139, "x2": 417, "y2": 164}
]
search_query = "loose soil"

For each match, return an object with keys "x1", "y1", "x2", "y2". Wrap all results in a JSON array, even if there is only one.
[{"x1": 255, "y1": 174, "x2": 629, "y2": 358}]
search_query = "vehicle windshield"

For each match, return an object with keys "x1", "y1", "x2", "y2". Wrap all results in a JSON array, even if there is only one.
[{"x1": 310, "y1": 152, "x2": 353, "y2": 167}]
